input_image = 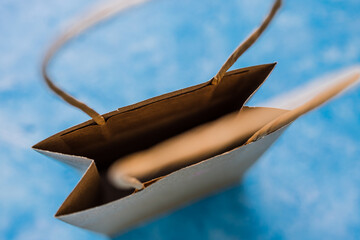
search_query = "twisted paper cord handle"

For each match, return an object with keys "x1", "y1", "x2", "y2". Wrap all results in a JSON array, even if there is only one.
[
  {"x1": 42, "y1": 0, "x2": 281, "y2": 125},
  {"x1": 246, "y1": 72, "x2": 360, "y2": 144},
  {"x1": 42, "y1": 0, "x2": 149, "y2": 125},
  {"x1": 211, "y1": 0, "x2": 282, "y2": 84}
]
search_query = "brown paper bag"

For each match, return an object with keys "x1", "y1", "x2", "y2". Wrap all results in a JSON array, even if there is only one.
[{"x1": 33, "y1": 0, "x2": 360, "y2": 236}]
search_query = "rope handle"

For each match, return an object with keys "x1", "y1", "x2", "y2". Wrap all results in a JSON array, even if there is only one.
[
  {"x1": 42, "y1": 0, "x2": 151, "y2": 125},
  {"x1": 246, "y1": 72, "x2": 360, "y2": 144},
  {"x1": 42, "y1": 0, "x2": 282, "y2": 125},
  {"x1": 211, "y1": 0, "x2": 282, "y2": 84}
]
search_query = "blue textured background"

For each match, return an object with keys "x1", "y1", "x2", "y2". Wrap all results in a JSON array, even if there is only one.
[{"x1": 1, "y1": 0, "x2": 360, "y2": 239}]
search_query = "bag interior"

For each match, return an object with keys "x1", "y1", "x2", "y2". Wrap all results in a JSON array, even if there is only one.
[{"x1": 34, "y1": 63, "x2": 275, "y2": 208}]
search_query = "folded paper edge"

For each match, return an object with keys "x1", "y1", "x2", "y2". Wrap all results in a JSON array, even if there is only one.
[{"x1": 32, "y1": 148, "x2": 93, "y2": 173}]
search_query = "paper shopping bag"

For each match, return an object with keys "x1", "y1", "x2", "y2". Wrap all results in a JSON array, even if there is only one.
[{"x1": 33, "y1": 0, "x2": 360, "y2": 237}]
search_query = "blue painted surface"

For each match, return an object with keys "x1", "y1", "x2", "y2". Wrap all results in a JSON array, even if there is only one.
[{"x1": 0, "y1": 0, "x2": 359, "y2": 239}]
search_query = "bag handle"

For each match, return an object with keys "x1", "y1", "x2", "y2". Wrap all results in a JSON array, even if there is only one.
[
  {"x1": 212, "y1": 0, "x2": 281, "y2": 84},
  {"x1": 246, "y1": 70, "x2": 360, "y2": 144},
  {"x1": 42, "y1": 0, "x2": 282, "y2": 125}
]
